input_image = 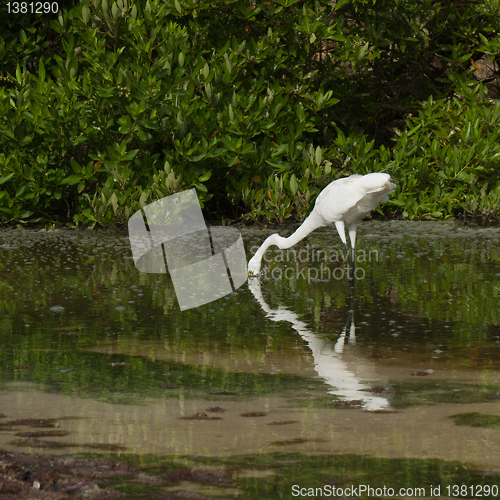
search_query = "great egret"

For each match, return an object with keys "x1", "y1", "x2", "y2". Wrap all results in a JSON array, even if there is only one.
[{"x1": 247, "y1": 172, "x2": 396, "y2": 279}]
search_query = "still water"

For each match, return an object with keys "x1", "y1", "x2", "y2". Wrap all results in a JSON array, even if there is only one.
[{"x1": 0, "y1": 220, "x2": 499, "y2": 498}]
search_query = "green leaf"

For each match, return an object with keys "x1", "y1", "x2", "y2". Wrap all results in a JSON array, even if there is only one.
[
  {"x1": 142, "y1": 120, "x2": 159, "y2": 130},
  {"x1": 0, "y1": 173, "x2": 14, "y2": 185},
  {"x1": 199, "y1": 172, "x2": 212, "y2": 182},
  {"x1": 119, "y1": 123, "x2": 134, "y2": 134},
  {"x1": 359, "y1": 42, "x2": 369, "y2": 59},
  {"x1": 39, "y1": 59, "x2": 45, "y2": 82},
  {"x1": 261, "y1": 122, "x2": 276, "y2": 129},
  {"x1": 20, "y1": 135, "x2": 33, "y2": 146},
  {"x1": 190, "y1": 153, "x2": 206, "y2": 162},
  {"x1": 211, "y1": 148, "x2": 226, "y2": 157},
  {"x1": 110, "y1": 192, "x2": 118, "y2": 213},
  {"x1": 272, "y1": 144, "x2": 288, "y2": 157},
  {"x1": 407, "y1": 124, "x2": 421, "y2": 137},
  {"x1": 71, "y1": 160, "x2": 81, "y2": 174},
  {"x1": 334, "y1": 0, "x2": 350, "y2": 9},
  {"x1": 122, "y1": 149, "x2": 139, "y2": 161},
  {"x1": 195, "y1": 183, "x2": 207, "y2": 192},
  {"x1": 139, "y1": 190, "x2": 149, "y2": 208},
  {"x1": 315, "y1": 146, "x2": 323, "y2": 166},
  {"x1": 16, "y1": 64, "x2": 22, "y2": 85},
  {"x1": 19, "y1": 29, "x2": 27, "y2": 45},
  {"x1": 290, "y1": 174, "x2": 298, "y2": 194},
  {"x1": 390, "y1": 199, "x2": 406, "y2": 206},
  {"x1": 61, "y1": 175, "x2": 82, "y2": 185},
  {"x1": 82, "y1": 5, "x2": 90, "y2": 23}
]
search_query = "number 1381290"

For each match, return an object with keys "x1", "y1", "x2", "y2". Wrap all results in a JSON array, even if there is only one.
[
  {"x1": 447, "y1": 485, "x2": 498, "y2": 497},
  {"x1": 7, "y1": 2, "x2": 59, "y2": 14}
]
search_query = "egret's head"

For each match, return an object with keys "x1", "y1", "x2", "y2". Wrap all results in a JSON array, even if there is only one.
[{"x1": 247, "y1": 255, "x2": 261, "y2": 277}]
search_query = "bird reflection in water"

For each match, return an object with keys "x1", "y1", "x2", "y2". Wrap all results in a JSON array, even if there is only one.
[{"x1": 248, "y1": 279, "x2": 390, "y2": 411}]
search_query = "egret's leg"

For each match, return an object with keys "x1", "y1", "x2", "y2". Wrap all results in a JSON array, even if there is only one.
[
  {"x1": 348, "y1": 222, "x2": 358, "y2": 264},
  {"x1": 335, "y1": 221, "x2": 354, "y2": 279},
  {"x1": 347, "y1": 222, "x2": 358, "y2": 284},
  {"x1": 334, "y1": 220, "x2": 349, "y2": 259}
]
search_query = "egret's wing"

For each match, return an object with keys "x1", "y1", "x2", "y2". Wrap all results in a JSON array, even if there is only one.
[
  {"x1": 380, "y1": 181, "x2": 397, "y2": 202},
  {"x1": 315, "y1": 173, "x2": 393, "y2": 222},
  {"x1": 314, "y1": 176, "x2": 367, "y2": 222}
]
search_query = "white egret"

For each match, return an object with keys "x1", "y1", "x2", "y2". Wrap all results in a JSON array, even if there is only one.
[{"x1": 247, "y1": 172, "x2": 396, "y2": 279}]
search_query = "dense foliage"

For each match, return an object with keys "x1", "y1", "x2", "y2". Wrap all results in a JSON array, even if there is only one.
[{"x1": 0, "y1": 0, "x2": 499, "y2": 226}]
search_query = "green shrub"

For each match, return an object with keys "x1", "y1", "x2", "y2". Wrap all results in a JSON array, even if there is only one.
[
  {"x1": 0, "y1": 0, "x2": 499, "y2": 226},
  {"x1": 389, "y1": 80, "x2": 500, "y2": 219}
]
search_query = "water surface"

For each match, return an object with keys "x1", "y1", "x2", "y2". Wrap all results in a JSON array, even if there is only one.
[{"x1": 0, "y1": 221, "x2": 499, "y2": 498}]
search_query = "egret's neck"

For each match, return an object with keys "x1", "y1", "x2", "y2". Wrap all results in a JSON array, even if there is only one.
[
  {"x1": 280, "y1": 210, "x2": 326, "y2": 248},
  {"x1": 253, "y1": 233, "x2": 280, "y2": 260},
  {"x1": 248, "y1": 210, "x2": 325, "y2": 275}
]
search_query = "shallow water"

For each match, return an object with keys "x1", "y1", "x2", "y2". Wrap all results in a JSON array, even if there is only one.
[{"x1": 0, "y1": 221, "x2": 500, "y2": 498}]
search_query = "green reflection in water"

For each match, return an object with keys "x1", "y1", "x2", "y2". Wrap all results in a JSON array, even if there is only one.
[{"x1": 0, "y1": 222, "x2": 500, "y2": 399}]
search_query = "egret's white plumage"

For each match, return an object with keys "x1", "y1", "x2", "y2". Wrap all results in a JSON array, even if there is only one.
[{"x1": 247, "y1": 173, "x2": 396, "y2": 277}]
